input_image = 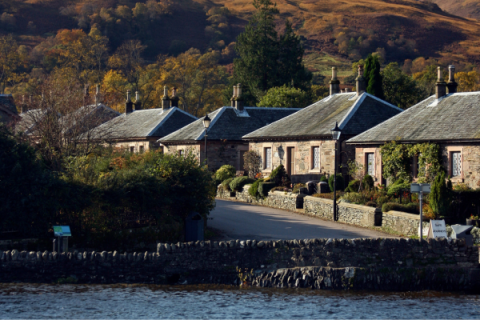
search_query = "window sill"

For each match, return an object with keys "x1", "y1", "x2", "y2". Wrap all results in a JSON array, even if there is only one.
[
  {"x1": 308, "y1": 169, "x2": 321, "y2": 173},
  {"x1": 450, "y1": 176, "x2": 464, "y2": 182}
]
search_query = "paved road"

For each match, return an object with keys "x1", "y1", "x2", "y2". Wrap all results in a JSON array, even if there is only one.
[{"x1": 209, "y1": 200, "x2": 394, "y2": 241}]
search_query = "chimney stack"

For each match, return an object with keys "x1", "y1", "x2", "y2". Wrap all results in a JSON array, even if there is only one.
[
  {"x1": 171, "y1": 87, "x2": 179, "y2": 108},
  {"x1": 447, "y1": 65, "x2": 458, "y2": 94},
  {"x1": 345, "y1": 88, "x2": 349, "y2": 93},
  {"x1": 134, "y1": 91, "x2": 142, "y2": 110},
  {"x1": 95, "y1": 84, "x2": 100, "y2": 106},
  {"x1": 356, "y1": 65, "x2": 366, "y2": 96},
  {"x1": 235, "y1": 84, "x2": 244, "y2": 112},
  {"x1": 329, "y1": 67, "x2": 340, "y2": 95},
  {"x1": 125, "y1": 90, "x2": 133, "y2": 114},
  {"x1": 21, "y1": 95, "x2": 27, "y2": 113},
  {"x1": 435, "y1": 67, "x2": 447, "y2": 99},
  {"x1": 84, "y1": 84, "x2": 89, "y2": 106},
  {"x1": 230, "y1": 85, "x2": 237, "y2": 107},
  {"x1": 162, "y1": 86, "x2": 170, "y2": 110}
]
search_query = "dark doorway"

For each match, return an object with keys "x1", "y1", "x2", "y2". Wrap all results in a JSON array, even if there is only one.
[{"x1": 287, "y1": 147, "x2": 294, "y2": 176}]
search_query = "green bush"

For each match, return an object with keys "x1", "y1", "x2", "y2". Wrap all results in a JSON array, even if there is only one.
[
  {"x1": 345, "y1": 180, "x2": 360, "y2": 192},
  {"x1": 269, "y1": 164, "x2": 290, "y2": 186},
  {"x1": 230, "y1": 176, "x2": 255, "y2": 191},
  {"x1": 221, "y1": 178, "x2": 234, "y2": 191},
  {"x1": 328, "y1": 174, "x2": 344, "y2": 192},
  {"x1": 365, "y1": 201, "x2": 377, "y2": 207},
  {"x1": 249, "y1": 179, "x2": 264, "y2": 198},
  {"x1": 430, "y1": 171, "x2": 452, "y2": 218},
  {"x1": 376, "y1": 196, "x2": 390, "y2": 207},
  {"x1": 362, "y1": 175, "x2": 374, "y2": 190},
  {"x1": 215, "y1": 165, "x2": 236, "y2": 183},
  {"x1": 387, "y1": 179, "x2": 410, "y2": 196},
  {"x1": 292, "y1": 183, "x2": 306, "y2": 193},
  {"x1": 259, "y1": 182, "x2": 276, "y2": 197},
  {"x1": 320, "y1": 175, "x2": 328, "y2": 182},
  {"x1": 382, "y1": 202, "x2": 419, "y2": 214}
]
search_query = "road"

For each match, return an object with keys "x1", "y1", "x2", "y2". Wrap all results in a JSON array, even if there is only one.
[{"x1": 209, "y1": 200, "x2": 394, "y2": 241}]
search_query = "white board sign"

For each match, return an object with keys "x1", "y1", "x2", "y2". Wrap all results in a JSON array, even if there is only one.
[{"x1": 427, "y1": 220, "x2": 447, "y2": 238}]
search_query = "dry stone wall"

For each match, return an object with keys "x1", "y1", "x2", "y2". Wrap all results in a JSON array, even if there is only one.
[
  {"x1": 0, "y1": 238, "x2": 478, "y2": 290},
  {"x1": 382, "y1": 211, "x2": 429, "y2": 236}
]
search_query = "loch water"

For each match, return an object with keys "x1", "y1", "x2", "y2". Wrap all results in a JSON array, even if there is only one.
[{"x1": 0, "y1": 284, "x2": 479, "y2": 319}]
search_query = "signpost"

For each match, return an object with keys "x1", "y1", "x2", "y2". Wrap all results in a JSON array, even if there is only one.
[
  {"x1": 410, "y1": 183, "x2": 431, "y2": 242},
  {"x1": 53, "y1": 226, "x2": 71, "y2": 253},
  {"x1": 427, "y1": 220, "x2": 448, "y2": 239}
]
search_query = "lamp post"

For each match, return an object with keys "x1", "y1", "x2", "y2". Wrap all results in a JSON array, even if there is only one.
[
  {"x1": 203, "y1": 114, "x2": 211, "y2": 168},
  {"x1": 331, "y1": 122, "x2": 342, "y2": 221}
]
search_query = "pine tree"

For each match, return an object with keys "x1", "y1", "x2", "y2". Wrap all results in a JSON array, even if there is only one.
[
  {"x1": 430, "y1": 171, "x2": 452, "y2": 219},
  {"x1": 364, "y1": 54, "x2": 385, "y2": 99}
]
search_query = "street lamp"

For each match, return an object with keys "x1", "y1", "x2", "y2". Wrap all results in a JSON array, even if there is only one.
[
  {"x1": 203, "y1": 114, "x2": 211, "y2": 168},
  {"x1": 331, "y1": 121, "x2": 342, "y2": 221}
]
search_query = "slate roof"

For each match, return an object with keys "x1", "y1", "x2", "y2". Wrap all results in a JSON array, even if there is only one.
[
  {"x1": 347, "y1": 92, "x2": 480, "y2": 144},
  {"x1": 159, "y1": 107, "x2": 301, "y2": 143},
  {"x1": 15, "y1": 109, "x2": 47, "y2": 134},
  {"x1": 243, "y1": 92, "x2": 403, "y2": 140},
  {"x1": 89, "y1": 107, "x2": 197, "y2": 140}
]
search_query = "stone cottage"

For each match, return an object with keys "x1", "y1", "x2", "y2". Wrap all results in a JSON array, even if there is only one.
[
  {"x1": 89, "y1": 88, "x2": 197, "y2": 152},
  {"x1": 242, "y1": 67, "x2": 403, "y2": 184},
  {"x1": 159, "y1": 85, "x2": 300, "y2": 171},
  {"x1": 347, "y1": 65, "x2": 480, "y2": 188}
]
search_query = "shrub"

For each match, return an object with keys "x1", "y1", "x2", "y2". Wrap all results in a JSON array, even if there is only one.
[
  {"x1": 362, "y1": 175, "x2": 374, "y2": 190},
  {"x1": 320, "y1": 175, "x2": 328, "y2": 182},
  {"x1": 341, "y1": 192, "x2": 363, "y2": 204},
  {"x1": 312, "y1": 191, "x2": 343, "y2": 200},
  {"x1": 387, "y1": 179, "x2": 410, "y2": 196},
  {"x1": 453, "y1": 183, "x2": 471, "y2": 191},
  {"x1": 215, "y1": 165, "x2": 236, "y2": 182},
  {"x1": 243, "y1": 150, "x2": 262, "y2": 178},
  {"x1": 365, "y1": 201, "x2": 377, "y2": 207},
  {"x1": 229, "y1": 176, "x2": 255, "y2": 191},
  {"x1": 221, "y1": 178, "x2": 234, "y2": 191},
  {"x1": 376, "y1": 196, "x2": 390, "y2": 207},
  {"x1": 382, "y1": 202, "x2": 419, "y2": 214},
  {"x1": 271, "y1": 186, "x2": 288, "y2": 192},
  {"x1": 292, "y1": 183, "x2": 305, "y2": 193},
  {"x1": 328, "y1": 173, "x2": 344, "y2": 192},
  {"x1": 345, "y1": 180, "x2": 360, "y2": 192},
  {"x1": 259, "y1": 182, "x2": 276, "y2": 197},
  {"x1": 269, "y1": 164, "x2": 290, "y2": 187},
  {"x1": 249, "y1": 179, "x2": 264, "y2": 198},
  {"x1": 430, "y1": 171, "x2": 452, "y2": 218}
]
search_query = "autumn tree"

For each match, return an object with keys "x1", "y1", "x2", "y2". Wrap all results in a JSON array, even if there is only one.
[
  {"x1": 456, "y1": 71, "x2": 480, "y2": 92},
  {"x1": 258, "y1": 85, "x2": 312, "y2": 108},
  {"x1": 382, "y1": 62, "x2": 425, "y2": 109},
  {"x1": 0, "y1": 35, "x2": 24, "y2": 93}
]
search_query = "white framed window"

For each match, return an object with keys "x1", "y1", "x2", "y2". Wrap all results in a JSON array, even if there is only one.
[
  {"x1": 312, "y1": 146, "x2": 320, "y2": 169},
  {"x1": 366, "y1": 153, "x2": 374, "y2": 176},
  {"x1": 179, "y1": 149, "x2": 185, "y2": 157},
  {"x1": 452, "y1": 152, "x2": 462, "y2": 177},
  {"x1": 130, "y1": 146, "x2": 135, "y2": 153},
  {"x1": 264, "y1": 147, "x2": 272, "y2": 169}
]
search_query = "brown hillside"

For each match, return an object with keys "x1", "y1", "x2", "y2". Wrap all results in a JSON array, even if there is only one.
[{"x1": 427, "y1": 0, "x2": 480, "y2": 20}]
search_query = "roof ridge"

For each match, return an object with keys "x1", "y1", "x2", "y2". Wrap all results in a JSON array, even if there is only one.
[
  {"x1": 195, "y1": 107, "x2": 227, "y2": 140},
  {"x1": 147, "y1": 107, "x2": 175, "y2": 137}
]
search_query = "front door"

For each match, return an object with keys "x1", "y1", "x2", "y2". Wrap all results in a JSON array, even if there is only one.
[{"x1": 287, "y1": 147, "x2": 294, "y2": 176}]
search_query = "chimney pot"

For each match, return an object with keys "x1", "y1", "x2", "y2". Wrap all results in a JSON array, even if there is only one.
[
  {"x1": 125, "y1": 90, "x2": 133, "y2": 114},
  {"x1": 329, "y1": 67, "x2": 340, "y2": 95},
  {"x1": 134, "y1": 91, "x2": 142, "y2": 110},
  {"x1": 446, "y1": 65, "x2": 458, "y2": 94},
  {"x1": 235, "y1": 83, "x2": 244, "y2": 112},
  {"x1": 435, "y1": 66, "x2": 447, "y2": 99},
  {"x1": 162, "y1": 85, "x2": 170, "y2": 110},
  {"x1": 356, "y1": 65, "x2": 366, "y2": 96},
  {"x1": 171, "y1": 87, "x2": 179, "y2": 108},
  {"x1": 231, "y1": 85, "x2": 237, "y2": 107}
]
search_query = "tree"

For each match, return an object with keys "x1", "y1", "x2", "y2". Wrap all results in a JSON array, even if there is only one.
[
  {"x1": 364, "y1": 54, "x2": 384, "y2": 99},
  {"x1": 0, "y1": 35, "x2": 23, "y2": 93},
  {"x1": 243, "y1": 150, "x2": 262, "y2": 178},
  {"x1": 382, "y1": 62, "x2": 425, "y2": 109},
  {"x1": 258, "y1": 85, "x2": 312, "y2": 108},
  {"x1": 456, "y1": 71, "x2": 480, "y2": 92},
  {"x1": 413, "y1": 64, "x2": 440, "y2": 96},
  {"x1": 430, "y1": 171, "x2": 452, "y2": 219}
]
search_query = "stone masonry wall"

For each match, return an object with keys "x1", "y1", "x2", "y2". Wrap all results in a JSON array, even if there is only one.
[
  {"x1": 0, "y1": 238, "x2": 477, "y2": 287},
  {"x1": 382, "y1": 211, "x2": 429, "y2": 236}
]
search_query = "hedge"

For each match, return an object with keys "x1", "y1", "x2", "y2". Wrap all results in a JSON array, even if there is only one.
[
  {"x1": 259, "y1": 182, "x2": 276, "y2": 197},
  {"x1": 230, "y1": 176, "x2": 255, "y2": 191},
  {"x1": 382, "y1": 202, "x2": 419, "y2": 214}
]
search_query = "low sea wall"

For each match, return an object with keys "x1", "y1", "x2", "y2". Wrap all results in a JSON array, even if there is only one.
[{"x1": 0, "y1": 238, "x2": 478, "y2": 291}]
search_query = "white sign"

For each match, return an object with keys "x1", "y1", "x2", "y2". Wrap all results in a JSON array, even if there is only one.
[{"x1": 427, "y1": 220, "x2": 448, "y2": 238}]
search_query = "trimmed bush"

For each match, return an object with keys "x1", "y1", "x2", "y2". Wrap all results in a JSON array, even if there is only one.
[
  {"x1": 215, "y1": 165, "x2": 236, "y2": 182},
  {"x1": 345, "y1": 180, "x2": 360, "y2": 193},
  {"x1": 382, "y1": 202, "x2": 419, "y2": 214},
  {"x1": 249, "y1": 179, "x2": 264, "y2": 198},
  {"x1": 365, "y1": 201, "x2": 377, "y2": 207},
  {"x1": 259, "y1": 182, "x2": 276, "y2": 197},
  {"x1": 387, "y1": 179, "x2": 410, "y2": 196},
  {"x1": 221, "y1": 178, "x2": 234, "y2": 191},
  {"x1": 292, "y1": 183, "x2": 305, "y2": 194},
  {"x1": 320, "y1": 175, "x2": 328, "y2": 182},
  {"x1": 430, "y1": 171, "x2": 452, "y2": 218},
  {"x1": 269, "y1": 164, "x2": 290, "y2": 186},
  {"x1": 229, "y1": 176, "x2": 255, "y2": 191},
  {"x1": 328, "y1": 174, "x2": 344, "y2": 192},
  {"x1": 362, "y1": 175, "x2": 374, "y2": 190}
]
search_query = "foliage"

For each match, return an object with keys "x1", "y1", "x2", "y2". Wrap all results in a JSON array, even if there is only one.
[
  {"x1": 320, "y1": 175, "x2": 328, "y2": 182},
  {"x1": 258, "y1": 85, "x2": 312, "y2": 108},
  {"x1": 364, "y1": 54, "x2": 384, "y2": 99},
  {"x1": 229, "y1": 176, "x2": 255, "y2": 191},
  {"x1": 386, "y1": 178, "x2": 410, "y2": 196},
  {"x1": 258, "y1": 181, "x2": 275, "y2": 197},
  {"x1": 345, "y1": 159, "x2": 365, "y2": 182},
  {"x1": 429, "y1": 171, "x2": 452, "y2": 218},
  {"x1": 312, "y1": 191, "x2": 343, "y2": 200},
  {"x1": 362, "y1": 175, "x2": 374, "y2": 190},
  {"x1": 456, "y1": 71, "x2": 480, "y2": 92},
  {"x1": 381, "y1": 62, "x2": 425, "y2": 109},
  {"x1": 243, "y1": 150, "x2": 262, "y2": 178},
  {"x1": 221, "y1": 177, "x2": 234, "y2": 191},
  {"x1": 311, "y1": 85, "x2": 329, "y2": 102},
  {"x1": 215, "y1": 164, "x2": 236, "y2": 182},
  {"x1": 292, "y1": 183, "x2": 306, "y2": 194},
  {"x1": 345, "y1": 180, "x2": 360, "y2": 193},
  {"x1": 382, "y1": 202, "x2": 419, "y2": 214},
  {"x1": 269, "y1": 164, "x2": 290, "y2": 187},
  {"x1": 328, "y1": 173, "x2": 344, "y2": 192},
  {"x1": 232, "y1": 0, "x2": 311, "y2": 104},
  {"x1": 248, "y1": 178, "x2": 264, "y2": 199}
]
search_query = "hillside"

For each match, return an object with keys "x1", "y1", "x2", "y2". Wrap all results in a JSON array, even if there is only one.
[
  {"x1": 2, "y1": 0, "x2": 480, "y2": 78},
  {"x1": 427, "y1": 0, "x2": 480, "y2": 20}
]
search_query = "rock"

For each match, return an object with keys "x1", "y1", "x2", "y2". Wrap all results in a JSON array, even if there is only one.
[
  {"x1": 165, "y1": 243, "x2": 171, "y2": 252},
  {"x1": 11, "y1": 249, "x2": 18, "y2": 261},
  {"x1": 42, "y1": 251, "x2": 49, "y2": 260},
  {"x1": 90, "y1": 251, "x2": 96, "y2": 261},
  {"x1": 251, "y1": 240, "x2": 257, "y2": 248},
  {"x1": 157, "y1": 243, "x2": 164, "y2": 253},
  {"x1": 246, "y1": 240, "x2": 251, "y2": 247},
  {"x1": 36, "y1": 251, "x2": 42, "y2": 260},
  {"x1": 228, "y1": 240, "x2": 235, "y2": 248},
  {"x1": 144, "y1": 251, "x2": 148, "y2": 261},
  {"x1": 257, "y1": 241, "x2": 265, "y2": 248},
  {"x1": 240, "y1": 241, "x2": 245, "y2": 248},
  {"x1": 77, "y1": 252, "x2": 83, "y2": 261}
]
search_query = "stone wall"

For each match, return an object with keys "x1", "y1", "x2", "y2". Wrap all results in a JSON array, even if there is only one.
[
  {"x1": 382, "y1": 211, "x2": 428, "y2": 236},
  {"x1": 0, "y1": 238, "x2": 477, "y2": 290}
]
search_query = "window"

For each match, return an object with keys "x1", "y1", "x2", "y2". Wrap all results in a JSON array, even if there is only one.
[
  {"x1": 312, "y1": 146, "x2": 320, "y2": 169},
  {"x1": 264, "y1": 147, "x2": 272, "y2": 169},
  {"x1": 179, "y1": 150, "x2": 185, "y2": 157},
  {"x1": 139, "y1": 146, "x2": 144, "y2": 154},
  {"x1": 130, "y1": 146, "x2": 135, "y2": 153},
  {"x1": 366, "y1": 153, "x2": 374, "y2": 176},
  {"x1": 452, "y1": 152, "x2": 462, "y2": 177}
]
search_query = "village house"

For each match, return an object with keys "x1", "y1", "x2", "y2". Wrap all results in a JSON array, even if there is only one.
[
  {"x1": 158, "y1": 85, "x2": 300, "y2": 171},
  {"x1": 347, "y1": 66, "x2": 480, "y2": 189},
  {"x1": 242, "y1": 67, "x2": 403, "y2": 184},
  {"x1": 89, "y1": 87, "x2": 197, "y2": 152}
]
